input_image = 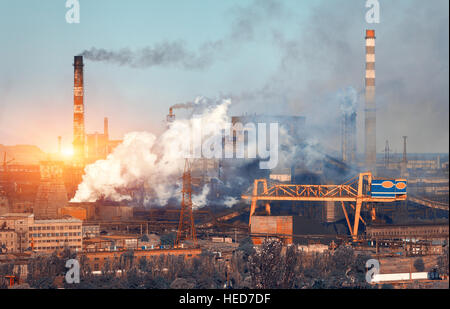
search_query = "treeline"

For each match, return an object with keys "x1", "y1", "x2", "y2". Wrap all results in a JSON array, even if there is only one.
[{"x1": 0, "y1": 239, "x2": 448, "y2": 289}]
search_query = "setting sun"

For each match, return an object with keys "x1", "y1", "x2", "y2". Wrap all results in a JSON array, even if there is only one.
[{"x1": 62, "y1": 147, "x2": 74, "y2": 157}]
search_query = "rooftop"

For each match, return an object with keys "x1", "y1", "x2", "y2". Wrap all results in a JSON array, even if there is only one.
[
  {"x1": 0, "y1": 213, "x2": 34, "y2": 219},
  {"x1": 34, "y1": 218, "x2": 82, "y2": 224}
]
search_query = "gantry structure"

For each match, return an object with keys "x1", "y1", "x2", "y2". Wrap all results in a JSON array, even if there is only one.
[{"x1": 242, "y1": 172, "x2": 407, "y2": 241}]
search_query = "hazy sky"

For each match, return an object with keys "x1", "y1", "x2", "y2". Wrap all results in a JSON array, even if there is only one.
[{"x1": 0, "y1": 0, "x2": 448, "y2": 154}]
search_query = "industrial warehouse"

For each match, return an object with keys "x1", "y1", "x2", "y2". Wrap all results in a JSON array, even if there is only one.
[{"x1": 0, "y1": 0, "x2": 448, "y2": 292}]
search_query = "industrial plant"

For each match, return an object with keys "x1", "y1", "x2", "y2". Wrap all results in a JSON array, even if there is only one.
[{"x1": 0, "y1": 0, "x2": 448, "y2": 291}]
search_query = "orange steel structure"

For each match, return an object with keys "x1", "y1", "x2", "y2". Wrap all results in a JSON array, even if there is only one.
[
  {"x1": 242, "y1": 172, "x2": 407, "y2": 241},
  {"x1": 4, "y1": 275, "x2": 16, "y2": 287},
  {"x1": 175, "y1": 159, "x2": 197, "y2": 247}
]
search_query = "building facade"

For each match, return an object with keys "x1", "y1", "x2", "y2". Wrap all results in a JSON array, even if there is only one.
[
  {"x1": 30, "y1": 218, "x2": 83, "y2": 252},
  {"x1": 0, "y1": 229, "x2": 18, "y2": 253},
  {"x1": 0, "y1": 213, "x2": 82, "y2": 253}
]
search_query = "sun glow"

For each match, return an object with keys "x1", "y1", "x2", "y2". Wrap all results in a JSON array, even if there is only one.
[{"x1": 62, "y1": 148, "x2": 74, "y2": 157}]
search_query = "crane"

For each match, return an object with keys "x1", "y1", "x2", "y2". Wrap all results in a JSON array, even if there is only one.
[{"x1": 242, "y1": 172, "x2": 407, "y2": 241}]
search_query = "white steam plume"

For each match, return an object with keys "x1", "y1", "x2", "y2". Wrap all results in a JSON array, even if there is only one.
[{"x1": 71, "y1": 97, "x2": 232, "y2": 205}]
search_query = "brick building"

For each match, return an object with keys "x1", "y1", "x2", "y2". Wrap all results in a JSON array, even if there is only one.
[
  {"x1": 0, "y1": 228, "x2": 18, "y2": 253},
  {"x1": 0, "y1": 213, "x2": 34, "y2": 252}
]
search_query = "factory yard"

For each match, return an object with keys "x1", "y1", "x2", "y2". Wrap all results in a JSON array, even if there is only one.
[{"x1": 0, "y1": 0, "x2": 449, "y2": 293}]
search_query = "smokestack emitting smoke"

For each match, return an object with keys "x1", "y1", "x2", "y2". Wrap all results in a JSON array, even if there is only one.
[
  {"x1": 78, "y1": 0, "x2": 286, "y2": 70},
  {"x1": 170, "y1": 96, "x2": 212, "y2": 111},
  {"x1": 365, "y1": 30, "x2": 376, "y2": 170},
  {"x1": 80, "y1": 43, "x2": 212, "y2": 70},
  {"x1": 73, "y1": 56, "x2": 85, "y2": 162},
  {"x1": 71, "y1": 94, "x2": 325, "y2": 208},
  {"x1": 71, "y1": 97, "x2": 233, "y2": 206}
]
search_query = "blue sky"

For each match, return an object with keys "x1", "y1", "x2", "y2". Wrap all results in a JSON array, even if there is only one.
[{"x1": 0, "y1": 0, "x2": 448, "y2": 154}]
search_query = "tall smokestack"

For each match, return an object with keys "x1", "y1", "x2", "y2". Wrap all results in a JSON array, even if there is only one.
[
  {"x1": 365, "y1": 30, "x2": 376, "y2": 171},
  {"x1": 104, "y1": 117, "x2": 109, "y2": 140},
  {"x1": 58, "y1": 136, "x2": 62, "y2": 156},
  {"x1": 73, "y1": 56, "x2": 85, "y2": 163},
  {"x1": 167, "y1": 107, "x2": 175, "y2": 124}
]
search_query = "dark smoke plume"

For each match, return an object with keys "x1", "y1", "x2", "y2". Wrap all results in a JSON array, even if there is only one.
[
  {"x1": 81, "y1": 42, "x2": 213, "y2": 70},
  {"x1": 80, "y1": 0, "x2": 287, "y2": 69}
]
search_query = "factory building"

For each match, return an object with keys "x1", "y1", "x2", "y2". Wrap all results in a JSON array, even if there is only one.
[
  {"x1": 251, "y1": 216, "x2": 294, "y2": 245},
  {"x1": 34, "y1": 161, "x2": 68, "y2": 219},
  {"x1": 250, "y1": 216, "x2": 338, "y2": 245},
  {"x1": 98, "y1": 205, "x2": 133, "y2": 220},
  {"x1": 86, "y1": 117, "x2": 123, "y2": 163},
  {"x1": 82, "y1": 224, "x2": 100, "y2": 239},
  {"x1": 81, "y1": 248, "x2": 202, "y2": 272},
  {"x1": 58, "y1": 206, "x2": 87, "y2": 221},
  {"x1": 30, "y1": 217, "x2": 82, "y2": 252},
  {"x1": 67, "y1": 202, "x2": 96, "y2": 220},
  {"x1": 86, "y1": 118, "x2": 109, "y2": 162},
  {"x1": 366, "y1": 223, "x2": 449, "y2": 239},
  {"x1": 0, "y1": 228, "x2": 18, "y2": 253},
  {"x1": 67, "y1": 201, "x2": 133, "y2": 221},
  {"x1": 0, "y1": 213, "x2": 34, "y2": 252},
  {"x1": 0, "y1": 213, "x2": 82, "y2": 253},
  {"x1": 229, "y1": 115, "x2": 306, "y2": 178}
]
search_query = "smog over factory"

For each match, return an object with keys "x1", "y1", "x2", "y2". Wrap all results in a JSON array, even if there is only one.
[{"x1": 0, "y1": 0, "x2": 448, "y2": 296}]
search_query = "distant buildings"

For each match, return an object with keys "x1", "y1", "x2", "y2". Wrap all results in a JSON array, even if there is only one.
[
  {"x1": 34, "y1": 161, "x2": 68, "y2": 219},
  {"x1": 0, "y1": 228, "x2": 18, "y2": 253},
  {"x1": 0, "y1": 213, "x2": 82, "y2": 253},
  {"x1": 86, "y1": 117, "x2": 122, "y2": 164}
]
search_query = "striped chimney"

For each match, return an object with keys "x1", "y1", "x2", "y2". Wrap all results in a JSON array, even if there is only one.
[
  {"x1": 73, "y1": 56, "x2": 85, "y2": 163},
  {"x1": 365, "y1": 30, "x2": 376, "y2": 170}
]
